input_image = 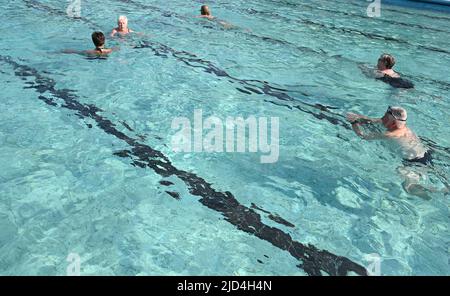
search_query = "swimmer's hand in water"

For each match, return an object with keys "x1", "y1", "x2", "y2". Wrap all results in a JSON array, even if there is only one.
[
  {"x1": 219, "y1": 21, "x2": 234, "y2": 29},
  {"x1": 358, "y1": 64, "x2": 380, "y2": 78},
  {"x1": 347, "y1": 112, "x2": 366, "y2": 124},
  {"x1": 347, "y1": 112, "x2": 382, "y2": 139},
  {"x1": 346, "y1": 112, "x2": 377, "y2": 124}
]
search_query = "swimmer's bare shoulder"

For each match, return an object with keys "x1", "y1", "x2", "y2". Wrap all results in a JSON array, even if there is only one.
[
  {"x1": 62, "y1": 47, "x2": 119, "y2": 56},
  {"x1": 86, "y1": 47, "x2": 119, "y2": 56},
  {"x1": 62, "y1": 49, "x2": 81, "y2": 54},
  {"x1": 195, "y1": 15, "x2": 215, "y2": 20}
]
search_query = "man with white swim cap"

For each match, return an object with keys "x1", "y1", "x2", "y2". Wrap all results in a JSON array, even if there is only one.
[{"x1": 346, "y1": 106, "x2": 440, "y2": 198}]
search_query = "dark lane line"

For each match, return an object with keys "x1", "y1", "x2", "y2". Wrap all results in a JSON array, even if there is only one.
[
  {"x1": 294, "y1": 1, "x2": 450, "y2": 34},
  {"x1": 313, "y1": 0, "x2": 450, "y2": 21},
  {"x1": 0, "y1": 55, "x2": 368, "y2": 276},
  {"x1": 229, "y1": 5, "x2": 450, "y2": 56}
]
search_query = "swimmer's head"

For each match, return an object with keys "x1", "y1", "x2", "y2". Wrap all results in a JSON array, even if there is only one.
[
  {"x1": 382, "y1": 106, "x2": 407, "y2": 129},
  {"x1": 118, "y1": 15, "x2": 128, "y2": 30},
  {"x1": 377, "y1": 54, "x2": 395, "y2": 70},
  {"x1": 201, "y1": 5, "x2": 211, "y2": 16},
  {"x1": 92, "y1": 31, "x2": 106, "y2": 48}
]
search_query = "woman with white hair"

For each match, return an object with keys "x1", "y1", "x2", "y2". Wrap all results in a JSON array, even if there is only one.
[{"x1": 111, "y1": 15, "x2": 134, "y2": 37}]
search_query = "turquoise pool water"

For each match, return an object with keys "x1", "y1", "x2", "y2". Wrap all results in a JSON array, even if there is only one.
[{"x1": 0, "y1": 0, "x2": 448, "y2": 275}]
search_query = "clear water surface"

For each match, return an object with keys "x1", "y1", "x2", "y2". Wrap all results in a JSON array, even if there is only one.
[{"x1": 0, "y1": 0, "x2": 448, "y2": 275}]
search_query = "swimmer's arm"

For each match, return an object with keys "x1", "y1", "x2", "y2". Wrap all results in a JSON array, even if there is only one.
[
  {"x1": 135, "y1": 31, "x2": 151, "y2": 37},
  {"x1": 219, "y1": 21, "x2": 234, "y2": 29},
  {"x1": 346, "y1": 112, "x2": 381, "y2": 124},
  {"x1": 373, "y1": 70, "x2": 385, "y2": 78},
  {"x1": 94, "y1": 47, "x2": 120, "y2": 55},
  {"x1": 61, "y1": 49, "x2": 83, "y2": 55},
  {"x1": 196, "y1": 15, "x2": 215, "y2": 19},
  {"x1": 347, "y1": 113, "x2": 384, "y2": 139},
  {"x1": 361, "y1": 133, "x2": 387, "y2": 140},
  {"x1": 73, "y1": 47, "x2": 119, "y2": 56},
  {"x1": 358, "y1": 64, "x2": 378, "y2": 78},
  {"x1": 351, "y1": 124, "x2": 387, "y2": 140},
  {"x1": 351, "y1": 122, "x2": 365, "y2": 137},
  {"x1": 110, "y1": 29, "x2": 117, "y2": 37}
]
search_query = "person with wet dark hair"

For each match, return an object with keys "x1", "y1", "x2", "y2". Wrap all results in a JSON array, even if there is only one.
[
  {"x1": 63, "y1": 31, "x2": 119, "y2": 57},
  {"x1": 87, "y1": 31, "x2": 116, "y2": 55},
  {"x1": 198, "y1": 5, "x2": 214, "y2": 19},
  {"x1": 195, "y1": 4, "x2": 234, "y2": 29}
]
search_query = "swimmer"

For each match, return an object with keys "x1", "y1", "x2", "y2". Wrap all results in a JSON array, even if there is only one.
[
  {"x1": 63, "y1": 32, "x2": 118, "y2": 56},
  {"x1": 346, "y1": 106, "x2": 442, "y2": 198},
  {"x1": 376, "y1": 54, "x2": 400, "y2": 78},
  {"x1": 196, "y1": 5, "x2": 234, "y2": 28},
  {"x1": 359, "y1": 54, "x2": 414, "y2": 88},
  {"x1": 347, "y1": 106, "x2": 428, "y2": 160},
  {"x1": 111, "y1": 15, "x2": 134, "y2": 37},
  {"x1": 197, "y1": 5, "x2": 214, "y2": 20}
]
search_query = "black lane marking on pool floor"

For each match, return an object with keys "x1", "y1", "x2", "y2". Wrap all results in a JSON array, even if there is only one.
[
  {"x1": 250, "y1": 203, "x2": 296, "y2": 228},
  {"x1": 0, "y1": 55, "x2": 368, "y2": 276},
  {"x1": 159, "y1": 180, "x2": 175, "y2": 186},
  {"x1": 165, "y1": 191, "x2": 181, "y2": 200}
]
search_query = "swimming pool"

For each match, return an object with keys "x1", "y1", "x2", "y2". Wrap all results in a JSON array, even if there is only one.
[{"x1": 0, "y1": 0, "x2": 448, "y2": 275}]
